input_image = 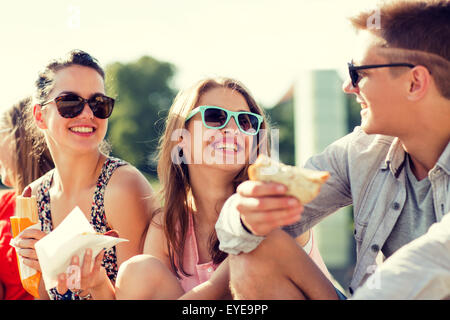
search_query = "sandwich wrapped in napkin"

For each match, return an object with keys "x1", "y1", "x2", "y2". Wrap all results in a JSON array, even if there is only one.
[
  {"x1": 248, "y1": 154, "x2": 330, "y2": 204},
  {"x1": 34, "y1": 206, "x2": 128, "y2": 291},
  {"x1": 9, "y1": 195, "x2": 41, "y2": 298}
]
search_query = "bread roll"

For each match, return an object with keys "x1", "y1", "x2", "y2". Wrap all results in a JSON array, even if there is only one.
[
  {"x1": 15, "y1": 195, "x2": 39, "y2": 224},
  {"x1": 248, "y1": 154, "x2": 329, "y2": 204}
]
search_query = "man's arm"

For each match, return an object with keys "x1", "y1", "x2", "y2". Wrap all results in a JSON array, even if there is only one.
[
  {"x1": 216, "y1": 129, "x2": 358, "y2": 255},
  {"x1": 216, "y1": 193, "x2": 266, "y2": 255}
]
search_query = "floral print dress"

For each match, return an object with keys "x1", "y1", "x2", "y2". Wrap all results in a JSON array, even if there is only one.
[{"x1": 37, "y1": 157, "x2": 127, "y2": 300}]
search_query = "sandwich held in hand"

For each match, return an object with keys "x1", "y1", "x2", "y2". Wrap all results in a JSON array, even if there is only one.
[
  {"x1": 248, "y1": 154, "x2": 330, "y2": 204},
  {"x1": 34, "y1": 206, "x2": 128, "y2": 291},
  {"x1": 9, "y1": 195, "x2": 41, "y2": 298}
]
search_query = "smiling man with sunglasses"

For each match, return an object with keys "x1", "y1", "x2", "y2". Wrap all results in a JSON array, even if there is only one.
[{"x1": 215, "y1": 0, "x2": 450, "y2": 299}]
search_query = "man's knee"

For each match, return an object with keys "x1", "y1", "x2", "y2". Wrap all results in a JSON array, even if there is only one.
[
  {"x1": 246, "y1": 228, "x2": 298, "y2": 260},
  {"x1": 228, "y1": 253, "x2": 261, "y2": 299},
  {"x1": 229, "y1": 229, "x2": 295, "y2": 275},
  {"x1": 228, "y1": 232, "x2": 287, "y2": 299}
]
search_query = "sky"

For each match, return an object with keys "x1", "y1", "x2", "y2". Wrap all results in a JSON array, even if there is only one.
[{"x1": 0, "y1": 0, "x2": 378, "y2": 112}]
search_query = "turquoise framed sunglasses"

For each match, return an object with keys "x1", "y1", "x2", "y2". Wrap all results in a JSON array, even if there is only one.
[{"x1": 186, "y1": 105, "x2": 263, "y2": 135}]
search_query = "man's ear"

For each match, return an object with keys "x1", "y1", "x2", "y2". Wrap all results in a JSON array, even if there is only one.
[
  {"x1": 407, "y1": 66, "x2": 431, "y2": 101},
  {"x1": 33, "y1": 104, "x2": 48, "y2": 129}
]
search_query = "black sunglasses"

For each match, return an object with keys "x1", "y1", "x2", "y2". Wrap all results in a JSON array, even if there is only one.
[
  {"x1": 348, "y1": 61, "x2": 415, "y2": 87},
  {"x1": 41, "y1": 93, "x2": 115, "y2": 119}
]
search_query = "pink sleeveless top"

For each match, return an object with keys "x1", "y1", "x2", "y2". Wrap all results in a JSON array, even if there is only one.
[
  {"x1": 178, "y1": 213, "x2": 218, "y2": 292},
  {"x1": 178, "y1": 213, "x2": 332, "y2": 292},
  {"x1": 303, "y1": 229, "x2": 333, "y2": 280}
]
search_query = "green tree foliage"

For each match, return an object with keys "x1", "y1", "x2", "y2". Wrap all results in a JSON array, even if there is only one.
[{"x1": 105, "y1": 56, "x2": 177, "y2": 177}]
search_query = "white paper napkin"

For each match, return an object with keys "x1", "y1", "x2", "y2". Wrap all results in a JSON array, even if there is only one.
[{"x1": 35, "y1": 206, "x2": 128, "y2": 291}]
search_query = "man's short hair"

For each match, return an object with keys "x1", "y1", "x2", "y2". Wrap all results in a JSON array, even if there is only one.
[{"x1": 350, "y1": 0, "x2": 450, "y2": 99}]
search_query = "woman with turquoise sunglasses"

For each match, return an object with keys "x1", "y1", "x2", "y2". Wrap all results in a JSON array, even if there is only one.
[
  {"x1": 65, "y1": 77, "x2": 329, "y2": 300},
  {"x1": 117, "y1": 77, "x2": 269, "y2": 299}
]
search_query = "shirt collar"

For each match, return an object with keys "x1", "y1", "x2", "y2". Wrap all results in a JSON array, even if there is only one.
[
  {"x1": 380, "y1": 137, "x2": 407, "y2": 178},
  {"x1": 381, "y1": 138, "x2": 450, "y2": 177},
  {"x1": 436, "y1": 141, "x2": 450, "y2": 175}
]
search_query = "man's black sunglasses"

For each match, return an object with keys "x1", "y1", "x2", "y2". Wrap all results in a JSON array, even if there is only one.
[
  {"x1": 348, "y1": 61, "x2": 415, "y2": 87},
  {"x1": 41, "y1": 93, "x2": 115, "y2": 119}
]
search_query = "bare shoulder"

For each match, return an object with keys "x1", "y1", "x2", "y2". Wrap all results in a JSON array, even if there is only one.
[
  {"x1": 105, "y1": 164, "x2": 155, "y2": 201},
  {"x1": 103, "y1": 163, "x2": 158, "y2": 228},
  {"x1": 107, "y1": 164, "x2": 153, "y2": 193}
]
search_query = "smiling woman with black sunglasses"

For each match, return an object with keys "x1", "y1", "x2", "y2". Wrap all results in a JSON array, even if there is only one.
[{"x1": 14, "y1": 50, "x2": 157, "y2": 300}]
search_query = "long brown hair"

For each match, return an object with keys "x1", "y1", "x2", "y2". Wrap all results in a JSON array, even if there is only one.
[
  {"x1": 0, "y1": 97, "x2": 54, "y2": 194},
  {"x1": 156, "y1": 77, "x2": 270, "y2": 278}
]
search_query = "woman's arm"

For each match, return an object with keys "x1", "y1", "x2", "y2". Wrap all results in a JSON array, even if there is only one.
[
  {"x1": 142, "y1": 210, "x2": 171, "y2": 267},
  {"x1": 105, "y1": 165, "x2": 157, "y2": 267},
  {"x1": 114, "y1": 213, "x2": 183, "y2": 300}
]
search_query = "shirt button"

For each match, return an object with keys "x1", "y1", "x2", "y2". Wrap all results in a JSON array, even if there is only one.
[
  {"x1": 207, "y1": 267, "x2": 213, "y2": 273},
  {"x1": 371, "y1": 244, "x2": 380, "y2": 252},
  {"x1": 392, "y1": 202, "x2": 400, "y2": 210}
]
